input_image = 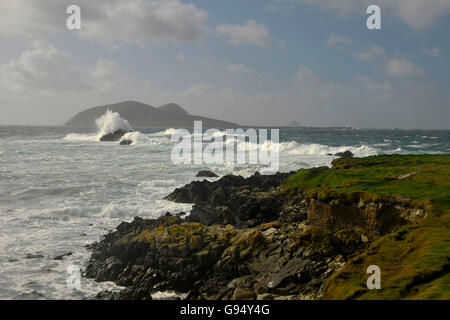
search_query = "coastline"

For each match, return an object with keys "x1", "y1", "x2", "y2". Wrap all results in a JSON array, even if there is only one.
[{"x1": 84, "y1": 154, "x2": 450, "y2": 300}]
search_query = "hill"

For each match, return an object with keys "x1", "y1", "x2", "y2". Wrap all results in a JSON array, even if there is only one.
[{"x1": 65, "y1": 101, "x2": 239, "y2": 128}]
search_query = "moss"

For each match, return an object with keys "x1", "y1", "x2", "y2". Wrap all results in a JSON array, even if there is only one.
[
  {"x1": 296, "y1": 227, "x2": 365, "y2": 257},
  {"x1": 284, "y1": 155, "x2": 450, "y2": 209},
  {"x1": 282, "y1": 155, "x2": 450, "y2": 300}
]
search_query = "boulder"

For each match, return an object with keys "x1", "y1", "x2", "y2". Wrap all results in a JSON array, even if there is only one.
[
  {"x1": 334, "y1": 151, "x2": 354, "y2": 158},
  {"x1": 120, "y1": 139, "x2": 133, "y2": 145},
  {"x1": 53, "y1": 252, "x2": 72, "y2": 260},
  {"x1": 100, "y1": 129, "x2": 131, "y2": 142},
  {"x1": 195, "y1": 170, "x2": 218, "y2": 178}
]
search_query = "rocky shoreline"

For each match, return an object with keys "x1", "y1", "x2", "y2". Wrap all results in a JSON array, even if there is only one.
[{"x1": 84, "y1": 156, "x2": 439, "y2": 300}]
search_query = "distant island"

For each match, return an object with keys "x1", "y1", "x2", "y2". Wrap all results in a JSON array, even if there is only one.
[{"x1": 65, "y1": 101, "x2": 239, "y2": 128}]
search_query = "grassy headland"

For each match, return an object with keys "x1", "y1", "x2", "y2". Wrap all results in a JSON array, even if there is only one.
[{"x1": 284, "y1": 154, "x2": 450, "y2": 299}]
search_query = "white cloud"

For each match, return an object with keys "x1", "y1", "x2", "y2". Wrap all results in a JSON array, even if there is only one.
[
  {"x1": 0, "y1": 0, "x2": 207, "y2": 46},
  {"x1": 217, "y1": 20, "x2": 271, "y2": 47},
  {"x1": 0, "y1": 43, "x2": 446, "y2": 129},
  {"x1": 422, "y1": 47, "x2": 441, "y2": 57},
  {"x1": 356, "y1": 75, "x2": 391, "y2": 101},
  {"x1": 0, "y1": 41, "x2": 88, "y2": 92},
  {"x1": 353, "y1": 45, "x2": 386, "y2": 62},
  {"x1": 385, "y1": 58, "x2": 424, "y2": 77},
  {"x1": 226, "y1": 64, "x2": 250, "y2": 73},
  {"x1": 283, "y1": 0, "x2": 450, "y2": 29},
  {"x1": 327, "y1": 33, "x2": 352, "y2": 48}
]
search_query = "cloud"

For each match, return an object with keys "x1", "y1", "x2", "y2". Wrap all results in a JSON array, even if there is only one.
[
  {"x1": 0, "y1": 41, "x2": 88, "y2": 92},
  {"x1": 356, "y1": 75, "x2": 391, "y2": 101},
  {"x1": 353, "y1": 45, "x2": 386, "y2": 62},
  {"x1": 217, "y1": 20, "x2": 272, "y2": 47},
  {"x1": 0, "y1": 0, "x2": 207, "y2": 46},
  {"x1": 327, "y1": 32, "x2": 352, "y2": 48},
  {"x1": 385, "y1": 58, "x2": 424, "y2": 77},
  {"x1": 226, "y1": 64, "x2": 250, "y2": 73},
  {"x1": 0, "y1": 43, "x2": 447, "y2": 129},
  {"x1": 282, "y1": 0, "x2": 450, "y2": 29},
  {"x1": 422, "y1": 47, "x2": 441, "y2": 57}
]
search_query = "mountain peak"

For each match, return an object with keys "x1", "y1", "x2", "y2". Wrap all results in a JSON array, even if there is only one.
[{"x1": 158, "y1": 103, "x2": 189, "y2": 115}]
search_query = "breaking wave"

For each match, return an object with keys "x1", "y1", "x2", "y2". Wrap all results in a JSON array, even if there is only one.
[{"x1": 95, "y1": 110, "x2": 133, "y2": 139}]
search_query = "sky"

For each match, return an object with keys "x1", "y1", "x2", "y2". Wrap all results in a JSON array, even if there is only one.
[{"x1": 0, "y1": 0, "x2": 449, "y2": 129}]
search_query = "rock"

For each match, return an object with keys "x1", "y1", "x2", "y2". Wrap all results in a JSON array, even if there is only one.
[
  {"x1": 100, "y1": 129, "x2": 131, "y2": 142},
  {"x1": 196, "y1": 170, "x2": 218, "y2": 178},
  {"x1": 334, "y1": 151, "x2": 354, "y2": 158},
  {"x1": 232, "y1": 288, "x2": 256, "y2": 300},
  {"x1": 119, "y1": 139, "x2": 132, "y2": 145},
  {"x1": 165, "y1": 171, "x2": 296, "y2": 228},
  {"x1": 96, "y1": 287, "x2": 153, "y2": 300},
  {"x1": 8, "y1": 258, "x2": 18, "y2": 263},
  {"x1": 53, "y1": 252, "x2": 72, "y2": 260},
  {"x1": 84, "y1": 169, "x2": 379, "y2": 300},
  {"x1": 25, "y1": 253, "x2": 44, "y2": 259},
  {"x1": 257, "y1": 293, "x2": 275, "y2": 300}
]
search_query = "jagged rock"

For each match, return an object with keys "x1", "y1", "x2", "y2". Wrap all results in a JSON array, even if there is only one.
[
  {"x1": 25, "y1": 253, "x2": 44, "y2": 259},
  {"x1": 85, "y1": 212, "x2": 365, "y2": 300},
  {"x1": 165, "y1": 172, "x2": 297, "y2": 228},
  {"x1": 53, "y1": 252, "x2": 72, "y2": 260},
  {"x1": 119, "y1": 139, "x2": 132, "y2": 145},
  {"x1": 96, "y1": 287, "x2": 153, "y2": 300},
  {"x1": 232, "y1": 288, "x2": 256, "y2": 300},
  {"x1": 195, "y1": 170, "x2": 218, "y2": 178},
  {"x1": 334, "y1": 151, "x2": 354, "y2": 158},
  {"x1": 100, "y1": 129, "x2": 131, "y2": 142}
]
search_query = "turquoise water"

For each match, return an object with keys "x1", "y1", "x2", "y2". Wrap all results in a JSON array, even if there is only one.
[{"x1": 0, "y1": 125, "x2": 448, "y2": 299}]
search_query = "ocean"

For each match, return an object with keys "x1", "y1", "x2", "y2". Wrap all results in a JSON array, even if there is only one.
[{"x1": 0, "y1": 121, "x2": 449, "y2": 299}]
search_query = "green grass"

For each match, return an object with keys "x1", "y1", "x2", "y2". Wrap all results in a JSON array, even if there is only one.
[
  {"x1": 284, "y1": 154, "x2": 450, "y2": 210},
  {"x1": 283, "y1": 154, "x2": 450, "y2": 300}
]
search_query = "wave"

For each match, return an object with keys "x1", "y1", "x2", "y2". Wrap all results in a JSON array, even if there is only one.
[
  {"x1": 222, "y1": 139, "x2": 378, "y2": 158},
  {"x1": 64, "y1": 110, "x2": 152, "y2": 145},
  {"x1": 120, "y1": 132, "x2": 150, "y2": 145},
  {"x1": 95, "y1": 110, "x2": 133, "y2": 139},
  {"x1": 63, "y1": 133, "x2": 98, "y2": 142}
]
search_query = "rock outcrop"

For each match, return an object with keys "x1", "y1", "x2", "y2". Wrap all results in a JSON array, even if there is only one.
[
  {"x1": 195, "y1": 171, "x2": 218, "y2": 178},
  {"x1": 100, "y1": 129, "x2": 131, "y2": 142},
  {"x1": 334, "y1": 151, "x2": 354, "y2": 158},
  {"x1": 85, "y1": 171, "x2": 367, "y2": 300},
  {"x1": 84, "y1": 155, "x2": 449, "y2": 300}
]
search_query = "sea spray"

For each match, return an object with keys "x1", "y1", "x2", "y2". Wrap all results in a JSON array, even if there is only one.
[
  {"x1": 64, "y1": 110, "x2": 136, "y2": 142},
  {"x1": 95, "y1": 110, "x2": 133, "y2": 140}
]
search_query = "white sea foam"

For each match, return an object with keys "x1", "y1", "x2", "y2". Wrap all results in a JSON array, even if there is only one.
[
  {"x1": 63, "y1": 133, "x2": 97, "y2": 142},
  {"x1": 120, "y1": 132, "x2": 150, "y2": 145},
  {"x1": 95, "y1": 110, "x2": 133, "y2": 139},
  {"x1": 64, "y1": 110, "x2": 151, "y2": 144}
]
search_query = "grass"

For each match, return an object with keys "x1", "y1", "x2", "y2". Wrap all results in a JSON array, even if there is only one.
[{"x1": 283, "y1": 154, "x2": 450, "y2": 300}]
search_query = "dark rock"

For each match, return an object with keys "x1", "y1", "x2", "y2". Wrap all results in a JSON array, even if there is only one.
[
  {"x1": 232, "y1": 288, "x2": 256, "y2": 300},
  {"x1": 119, "y1": 139, "x2": 132, "y2": 145},
  {"x1": 96, "y1": 287, "x2": 153, "y2": 300},
  {"x1": 25, "y1": 253, "x2": 44, "y2": 259},
  {"x1": 100, "y1": 129, "x2": 131, "y2": 142},
  {"x1": 165, "y1": 171, "x2": 293, "y2": 205},
  {"x1": 334, "y1": 151, "x2": 354, "y2": 158},
  {"x1": 165, "y1": 172, "x2": 296, "y2": 228},
  {"x1": 196, "y1": 170, "x2": 218, "y2": 178},
  {"x1": 84, "y1": 170, "x2": 377, "y2": 301},
  {"x1": 53, "y1": 252, "x2": 72, "y2": 260}
]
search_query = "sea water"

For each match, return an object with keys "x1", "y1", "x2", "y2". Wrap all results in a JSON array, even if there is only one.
[{"x1": 0, "y1": 122, "x2": 448, "y2": 299}]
